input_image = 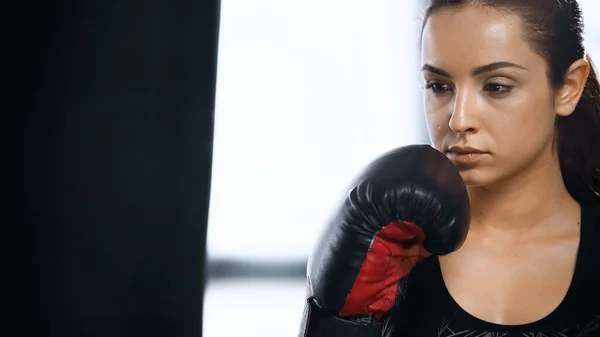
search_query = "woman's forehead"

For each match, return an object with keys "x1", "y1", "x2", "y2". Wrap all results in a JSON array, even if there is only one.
[{"x1": 420, "y1": 6, "x2": 539, "y2": 71}]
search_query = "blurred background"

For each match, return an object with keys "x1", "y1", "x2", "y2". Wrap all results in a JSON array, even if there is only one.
[{"x1": 203, "y1": 1, "x2": 600, "y2": 336}]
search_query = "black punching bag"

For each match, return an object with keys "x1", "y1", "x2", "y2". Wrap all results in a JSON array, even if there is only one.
[{"x1": 14, "y1": 0, "x2": 220, "y2": 336}]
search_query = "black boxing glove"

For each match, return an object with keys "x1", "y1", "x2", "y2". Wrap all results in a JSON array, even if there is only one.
[{"x1": 298, "y1": 144, "x2": 470, "y2": 337}]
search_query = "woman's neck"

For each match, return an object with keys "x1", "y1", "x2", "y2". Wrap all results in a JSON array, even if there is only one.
[{"x1": 467, "y1": 151, "x2": 579, "y2": 234}]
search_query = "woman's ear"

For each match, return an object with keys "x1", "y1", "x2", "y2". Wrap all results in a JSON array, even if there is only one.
[{"x1": 555, "y1": 58, "x2": 591, "y2": 117}]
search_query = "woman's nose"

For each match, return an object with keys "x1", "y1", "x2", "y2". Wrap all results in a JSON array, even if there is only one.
[{"x1": 449, "y1": 88, "x2": 479, "y2": 135}]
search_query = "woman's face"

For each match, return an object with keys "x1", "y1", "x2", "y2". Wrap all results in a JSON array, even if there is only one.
[{"x1": 421, "y1": 6, "x2": 559, "y2": 187}]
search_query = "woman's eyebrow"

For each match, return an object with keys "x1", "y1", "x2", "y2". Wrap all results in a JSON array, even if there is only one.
[{"x1": 421, "y1": 61, "x2": 527, "y2": 78}]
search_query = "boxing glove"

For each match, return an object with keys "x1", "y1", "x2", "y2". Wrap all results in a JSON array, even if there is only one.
[{"x1": 298, "y1": 144, "x2": 470, "y2": 337}]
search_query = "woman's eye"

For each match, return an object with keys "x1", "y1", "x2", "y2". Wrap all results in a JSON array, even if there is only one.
[
  {"x1": 425, "y1": 82, "x2": 452, "y2": 94},
  {"x1": 483, "y1": 83, "x2": 513, "y2": 94}
]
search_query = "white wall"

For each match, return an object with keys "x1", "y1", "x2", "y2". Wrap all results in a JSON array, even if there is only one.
[
  {"x1": 580, "y1": 0, "x2": 600, "y2": 59},
  {"x1": 207, "y1": 0, "x2": 424, "y2": 263}
]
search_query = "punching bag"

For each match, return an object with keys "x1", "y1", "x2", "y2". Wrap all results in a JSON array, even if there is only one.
[{"x1": 14, "y1": 0, "x2": 220, "y2": 336}]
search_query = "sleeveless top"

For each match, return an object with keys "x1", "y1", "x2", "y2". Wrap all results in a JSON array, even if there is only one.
[{"x1": 391, "y1": 206, "x2": 600, "y2": 337}]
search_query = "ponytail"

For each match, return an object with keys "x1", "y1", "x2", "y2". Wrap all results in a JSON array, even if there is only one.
[{"x1": 558, "y1": 55, "x2": 600, "y2": 207}]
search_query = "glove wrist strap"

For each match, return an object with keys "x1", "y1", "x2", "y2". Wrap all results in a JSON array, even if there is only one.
[{"x1": 298, "y1": 297, "x2": 385, "y2": 337}]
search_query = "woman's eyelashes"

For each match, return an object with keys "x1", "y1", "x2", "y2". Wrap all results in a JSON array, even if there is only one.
[
  {"x1": 424, "y1": 81, "x2": 514, "y2": 97},
  {"x1": 483, "y1": 82, "x2": 513, "y2": 96},
  {"x1": 424, "y1": 81, "x2": 452, "y2": 94}
]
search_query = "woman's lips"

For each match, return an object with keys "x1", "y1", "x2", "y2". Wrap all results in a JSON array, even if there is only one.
[
  {"x1": 446, "y1": 146, "x2": 489, "y2": 165},
  {"x1": 446, "y1": 151, "x2": 487, "y2": 165}
]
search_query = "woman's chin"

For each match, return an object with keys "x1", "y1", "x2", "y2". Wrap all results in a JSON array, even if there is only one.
[{"x1": 457, "y1": 168, "x2": 492, "y2": 188}]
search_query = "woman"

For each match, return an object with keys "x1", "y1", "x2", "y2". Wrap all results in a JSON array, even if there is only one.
[
  {"x1": 395, "y1": 0, "x2": 600, "y2": 335},
  {"x1": 299, "y1": 1, "x2": 600, "y2": 336}
]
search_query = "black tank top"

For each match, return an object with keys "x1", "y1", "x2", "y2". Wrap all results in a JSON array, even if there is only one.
[{"x1": 391, "y1": 206, "x2": 600, "y2": 337}]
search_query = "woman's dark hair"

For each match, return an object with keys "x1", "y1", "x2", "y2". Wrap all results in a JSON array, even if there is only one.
[{"x1": 422, "y1": 0, "x2": 600, "y2": 206}]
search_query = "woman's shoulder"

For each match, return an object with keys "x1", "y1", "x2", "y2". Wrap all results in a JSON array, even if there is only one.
[
  {"x1": 583, "y1": 204, "x2": 600, "y2": 238},
  {"x1": 573, "y1": 205, "x2": 600, "y2": 271},
  {"x1": 587, "y1": 203, "x2": 600, "y2": 218},
  {"x1": 571, "y1": 205, "x2": 600, "y2": 300}
]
